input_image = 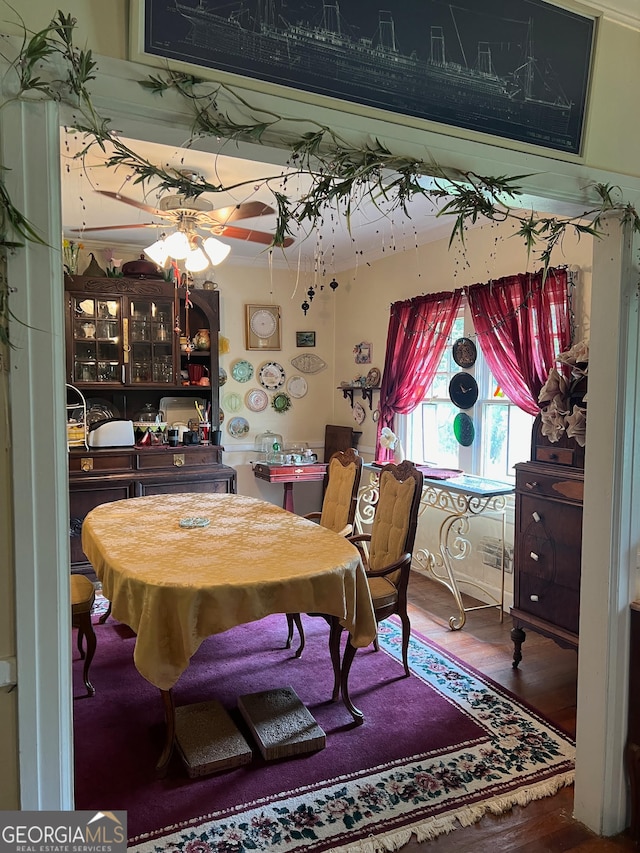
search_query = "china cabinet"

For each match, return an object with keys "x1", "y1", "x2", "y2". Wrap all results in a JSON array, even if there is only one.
[
  {"x1": 510, "y1": 414, "x2": 584, "y2": 667},
  {"x1": 64, "y1": 275, "x2": 220, "y2": 405},
  {"x1": 64, "y1": 274, "x2": 236, "y2": 574}
]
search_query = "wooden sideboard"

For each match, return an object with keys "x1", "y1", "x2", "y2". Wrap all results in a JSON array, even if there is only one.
[
  {"x1": 69, "y1": 445, "x2": 236, "y2": 574},
  {"x1": 510, "y1": 415, "x2": 584, "y2": 667}
]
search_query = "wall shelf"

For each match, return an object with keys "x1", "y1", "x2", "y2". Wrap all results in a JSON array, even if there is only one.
[{"x1": 337, "y1": 385, "x2": 380, "y2": 410}]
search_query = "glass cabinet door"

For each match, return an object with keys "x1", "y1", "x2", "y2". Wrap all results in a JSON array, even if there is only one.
[
  {"x1": 72, "y1": 296, "x2": 121, "y2": 384},
  {"x1": 127, "y1": 298, "x2": 175, "y2": 384}
]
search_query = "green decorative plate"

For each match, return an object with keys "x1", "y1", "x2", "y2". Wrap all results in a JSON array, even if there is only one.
[
  {"x1": 272, "y1": 392, "x2": 292, "y2": 414},
  {"x1": 453, "y1": 412, "x2": 475, "y2": 446}
]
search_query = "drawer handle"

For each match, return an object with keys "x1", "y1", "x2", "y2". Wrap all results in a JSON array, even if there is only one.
[
  {"x1": 173, "y1": 454, "x2": 185, "y2": 467},
  {"x1": 81, "y1": 458, "x2": 93, "y2": 472},
  {"x1": 525, "y1": 481, "x2": 538, "y2": 490},
  {"x1": 294, "y1": 467, "x2": 303, "y2": 474},
  {"x1": 530, "y1": 551, "x2": 539, "y2": 561},
  {"x1": 530, "y1": 594, "x2": 539, "y2": 602},
  {"x1": 549, "y1": 452, "x2": 558, "y2": 460},
  {"x1": 532, "y1": 511, "x2": 541, "y2": 522}
]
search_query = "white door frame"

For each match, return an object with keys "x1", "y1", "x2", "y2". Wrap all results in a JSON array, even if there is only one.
[{"x1": 5, "y1": 53, "x2": 640, "y2": 831}]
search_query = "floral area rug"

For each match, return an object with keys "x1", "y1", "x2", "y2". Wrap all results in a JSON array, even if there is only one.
[{"x1": 119, "y1": 618, "x2": 575, "y2": 853}]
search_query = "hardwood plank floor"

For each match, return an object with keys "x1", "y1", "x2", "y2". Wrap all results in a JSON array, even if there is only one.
[{"x1": 403, "y1": 571, "x2": 635, "y2": 851}]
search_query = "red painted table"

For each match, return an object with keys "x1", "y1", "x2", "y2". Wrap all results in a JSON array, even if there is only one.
[{"x1": 252, "y1": 461, "x2": 328, "y2": 512}]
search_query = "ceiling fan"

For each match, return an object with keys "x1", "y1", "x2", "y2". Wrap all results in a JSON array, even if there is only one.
[{"x1": 72, "y1": 190, "x2": 295, "y2": 248}]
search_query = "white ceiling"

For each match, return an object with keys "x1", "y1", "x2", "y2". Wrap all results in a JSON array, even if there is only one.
[
  {"x1": 61, "y1": 129, "x2": 593, "y2": 275},
  {"x1": 61, "y1": 130, "x2": 463, "y2": 273}
]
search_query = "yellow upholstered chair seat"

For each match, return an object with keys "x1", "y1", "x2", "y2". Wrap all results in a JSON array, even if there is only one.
[{"x1": 367, "y1": 575, "x2": 399, "y2": 609}]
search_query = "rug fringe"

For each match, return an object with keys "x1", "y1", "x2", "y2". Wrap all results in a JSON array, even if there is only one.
[{"x1": 330, "y1": 771, "x2": 575, "y2": 853}]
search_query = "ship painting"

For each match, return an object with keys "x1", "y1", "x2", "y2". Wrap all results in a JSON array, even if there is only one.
[{"x1": 141, "y1": 0, "x2": 595, "y2": 154}]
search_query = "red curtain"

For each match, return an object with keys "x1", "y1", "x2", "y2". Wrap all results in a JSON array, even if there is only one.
[
  {"x1": 377, "y1": 289, "x2": 463, "y2": 460},
  {"x1": 466, "y1": 268, "x2": 572, "y2": 415}
]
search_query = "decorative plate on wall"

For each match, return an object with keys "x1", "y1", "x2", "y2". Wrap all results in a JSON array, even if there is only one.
[
  {"x1": 287, "y1": 375, "x2": 308, "y2": 398},
  {"x1": 219, "y1": 366, "x2": 227, "y2": 387},
  {"x1": 272, "y1": 392, "x2": 292, "y2": 414},
  {"x1": 291, "y1": 353, "x2": 327, "y2": 374},
  {"x1": 246, "y1": 388, "x2": 269, "y2": 412},
  {"x1": 259, "y1": 361, "x2": 286, "y2": 390},
  {"x1": 453, "y1": 412, "x2": 475, "y2": 446},
  {"x1": 228, "y1": 416, "x2": 250, "y2": 438},
  {"x1": 452, "y1": 337, "x2": 477, "y2": 368},
  {"x1": 223, "y1": 392, "x2": 242, "y2": 413},
  {"x1": 231, "y1": 359, "x2": 254, "y2": 383},
  {"x1": 353, "y1": 401, "x2": 366, "y2": 425}
]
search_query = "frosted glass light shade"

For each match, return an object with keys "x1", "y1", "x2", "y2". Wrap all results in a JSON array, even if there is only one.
[
  {"x1": 144, "y1": 239, "x2": 169, "y2": 267},
  {"x1": 163, "y1": 230, "x2": 191, "y2": 259},
  {"x1": 185, "y1": 247, "x2": 210, "y2": 272},
  {"x1": 203, "y1": 236, "x2": 231, "y2": 266}
]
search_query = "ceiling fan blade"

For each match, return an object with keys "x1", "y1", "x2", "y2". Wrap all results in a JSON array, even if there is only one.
[
  {"x1": 69, "y1": 223, "x2": 161, "y2": 233},
  {"x1": 96, "y1": 190, "x2": 163, "y2": 216},
  {"x1": 208, "y1": 201, "x2": 275, "y2": 224},
  {"x1": 212, "y1": 224, "x2": 294, "y2": 247}
]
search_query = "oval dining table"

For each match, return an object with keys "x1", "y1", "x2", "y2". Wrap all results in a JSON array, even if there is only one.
[{"x1": 81, "y1": 492, "x2": 377, "y2": 772}]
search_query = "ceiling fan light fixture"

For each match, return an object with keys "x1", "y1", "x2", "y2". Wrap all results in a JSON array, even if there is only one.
[
  {"x1": 144, "y1": 238, "x2": 170, "y2": 268},
  {"x1": 163, "y1": 229, "x2": 191, "y2": 260},
  {"x1": 203, "y1": 236, "x2": 231, "y2": 266},
  {"x1": 185, "y1": 246, "x2": 210, "y2": 272}
]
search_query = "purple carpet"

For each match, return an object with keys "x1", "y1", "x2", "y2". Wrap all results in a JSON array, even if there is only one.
[{"x1": 73, "y1": 609, "x2": 574, "y2": 852}]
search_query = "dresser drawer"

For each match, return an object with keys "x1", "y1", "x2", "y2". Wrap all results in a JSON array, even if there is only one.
[
  {"x1": 517, "y1": 496, "x2": 582, "y2": 586},
  {"x1": 517, "y1": 573, "x2": 580, "y2": 634},
  {"x1": 136, "y1": 447, "x2": 221, "y2": 470},
  {"x1": 69, "y1": 451, "x2": 134, "y2": 474},
  {"x1": 516, "y1": 467, "x2": 583, "y2": 504}
]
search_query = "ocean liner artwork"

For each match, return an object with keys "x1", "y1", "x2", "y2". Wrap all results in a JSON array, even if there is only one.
[{"x1": 142, "y1": 0, "x2": 594, "y2": 154}]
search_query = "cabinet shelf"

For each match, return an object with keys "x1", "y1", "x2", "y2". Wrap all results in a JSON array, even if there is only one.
[{"x1": 337, "y1": 385, "x2": 380, "y2": 409}]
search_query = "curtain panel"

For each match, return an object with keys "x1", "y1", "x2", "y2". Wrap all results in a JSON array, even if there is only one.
[
  {"x1": 466, "y1": 268, "x2": 572, "y2": 415},
  {"x1": 377, "y1": 289, "x2": 463, "y2": 460}
]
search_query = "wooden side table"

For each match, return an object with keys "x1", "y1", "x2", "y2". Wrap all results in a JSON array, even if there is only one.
[{"x1": 252, "y1": 462, "x2": 328, "y2": 512}]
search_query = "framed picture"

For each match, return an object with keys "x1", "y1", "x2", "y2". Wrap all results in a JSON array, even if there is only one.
[
  {"x1": 131, "y1": 1, "x2": 595, "y2": 155},
  {"x1": 296, "y1": 331, "x2": 316, "y2": 347},
  {"x1": 245, "y1": 304, "x2": 281, "y2": 351},
  {"x1": 354, "y1": 342, "x2": 372, "y2": 364}
]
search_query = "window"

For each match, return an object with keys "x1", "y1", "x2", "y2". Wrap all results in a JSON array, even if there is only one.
[{"x1": 404, "y1": 312, "x2": 534, "y2": 482}]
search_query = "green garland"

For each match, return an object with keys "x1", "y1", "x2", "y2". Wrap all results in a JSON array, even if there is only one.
[{"x1": 0, "y1": 8, "x2": 639, "y2": 346}]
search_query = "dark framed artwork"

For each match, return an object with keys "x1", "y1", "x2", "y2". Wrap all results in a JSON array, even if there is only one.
[
  {"x1": 131, "y1": 1, "x2": 596, "y2": 155},
  {"x1": 296, "y1": 331, "x2": 316, "y2": 347}
]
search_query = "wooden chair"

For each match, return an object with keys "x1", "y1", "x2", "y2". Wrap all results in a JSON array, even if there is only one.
[
  {"x1": 71, "y1": 574, "x2": 97, "y2": 697},
  {"x1": 338, "y1": 460, "x2": 424, "y2": 708},
  {"x1": 286, "y1": 448, "x2": 363, "y2": 657}
]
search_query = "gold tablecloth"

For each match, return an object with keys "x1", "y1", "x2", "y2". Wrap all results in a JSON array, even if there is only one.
[{"x1": 82, "y1": 493, "x2": 376, "y2": 690}]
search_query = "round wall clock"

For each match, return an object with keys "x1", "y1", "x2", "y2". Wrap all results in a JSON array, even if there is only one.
[
  {"x1": 250, "y1": 308, "x2": 278, "y2": 339},
  {"x1": 449, "y1": 372, "x2": 479, "y2": 409},
  {"x1": 452, "y1": 337, "x2": 477, "y2": 368}
]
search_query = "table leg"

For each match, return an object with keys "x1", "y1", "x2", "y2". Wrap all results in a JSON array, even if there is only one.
[
  {"x1": 156, "y1": 688, "x2": 176, "y2": 776},
  {"x1": 282, "y1": 482, "x2": 295, "y2": 513},
  {"x1": 340, "y1": 635, "x2": 364, "y2": 725}
]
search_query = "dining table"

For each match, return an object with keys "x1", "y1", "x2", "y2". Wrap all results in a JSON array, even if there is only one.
[{"x1": 81, "y1": 492, "x2": 377, "y2": 772}]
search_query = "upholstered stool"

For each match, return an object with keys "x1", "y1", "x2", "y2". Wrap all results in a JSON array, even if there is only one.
[{"x1": 70, "y1": 574, "x2": 97, "y2": 697}]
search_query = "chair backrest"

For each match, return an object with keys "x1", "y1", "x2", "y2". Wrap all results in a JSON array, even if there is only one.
[
  {"x1": 319, "y1": 448, "x2": 363, "y2": 534},
  {"x1": 368, "y1": 460, "x2": 424, "y2": 580}
]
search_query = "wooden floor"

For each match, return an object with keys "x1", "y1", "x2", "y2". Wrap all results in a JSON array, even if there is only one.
[{"x1": 403, "y1": 572, "x2": 636, "y2": 852}]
